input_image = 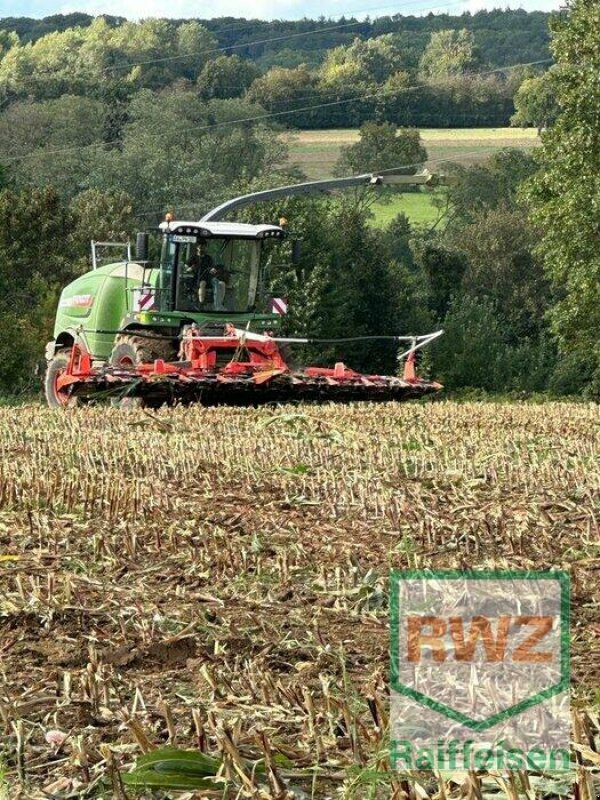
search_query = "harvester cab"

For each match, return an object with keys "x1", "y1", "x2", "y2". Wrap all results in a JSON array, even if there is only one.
[
  {"x1": 151, "y1": 217, "x2": 286, "y2": 319},
  {"x1": 45, "y1": 170, "x2": 449, "y2": 408}
]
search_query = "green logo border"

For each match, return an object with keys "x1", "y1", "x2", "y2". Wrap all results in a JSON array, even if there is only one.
[{"x1": 390, "y1": 570, "x2": 570, "y2": 731}]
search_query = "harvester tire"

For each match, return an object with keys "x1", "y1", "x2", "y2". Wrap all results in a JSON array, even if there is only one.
[
  {"x1": 110, "y1": 334, "x2": 176, "y2": 368},
  {"x1": 45, "y1": 349, "x2": 78, "y2": 408}
]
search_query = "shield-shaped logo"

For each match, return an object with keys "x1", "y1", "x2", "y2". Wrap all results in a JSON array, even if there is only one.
[{"x1": 390, "y1": 571, "x2": 570, "y2": 771}]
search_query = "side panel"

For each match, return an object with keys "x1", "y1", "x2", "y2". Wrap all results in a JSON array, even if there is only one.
[
  {"x1": 54, "y1": 273, "x2": 106, "y2": 353},
  {"x1": 87, "y1": 264, "x2": 147, "y2": 359},
  {"x1": 55, "y1": 273, "x2": 103, "y2": 325},
  {"x1": 53, "y1": 263, "x2": 150, "y2": 361}
]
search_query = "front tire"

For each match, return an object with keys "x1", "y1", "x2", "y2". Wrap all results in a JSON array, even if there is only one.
[
  {"x1": 45, "y1": 349, "x2": 76, "y2": 408},
  {"x1": 109, "y1": 334, "x2": 176, "y2": 367}
]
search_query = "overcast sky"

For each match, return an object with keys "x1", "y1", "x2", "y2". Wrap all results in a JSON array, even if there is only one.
[{"x1": 1, "y1": 0, "x2": 561, "y2": 22}]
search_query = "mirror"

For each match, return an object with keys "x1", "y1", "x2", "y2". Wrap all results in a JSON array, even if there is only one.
[
  {"x1": 291, "y1": 239, "x2": 302, "y2": 264},
  {"x1": 136, "y1": 232, "x2": 149, "y2": 262}
]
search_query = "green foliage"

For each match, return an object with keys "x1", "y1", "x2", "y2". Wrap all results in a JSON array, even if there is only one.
[
  {"x1": 121, "y1": 747, "x2": 221, "y2": 790},
  {"x1": 511, "y1": 68, "x2": 560, "y2": 133},
  {"x1": 175, "y1": 21, "x2": 219, "y2": 81},
  {"x1": 445, "y1": 204, "x2": 549, "y2": 340},
  {"x1": 445, "y1": 149, "x2": 536, "y2": 222},
  {"x1": 418, "y1": 29, "x2": 481, "y2": 81},
  {"x1": 381, "y1": 213, "x2": 415, "y2": 266},
  {"x1": 0, "y1": 187, "x2": 73, "y2": 296},
  {"x1": 2, "y1": 88, "x2": 288, "y2": 214},
  {"x1": 1, "y1": 10, "x2": 552, "y2": 72},
  {"x1": 319, "y1": 34, "x2": 410, "y2": 89},
  {"x1": 386, "y1": 250, "x2": 435, "y2": 339},
  {"x1": 509, "y1": 335, "x2": 558, "y2": 394},
  {"x1": 90, "y1": 88, "x2": 216, "y2": 212},
  {"x1": 246, "y1": 65, "x2": 317, "y2": 117},
  {"x1": 548, "y1": 349, "x2": 599, "y2": 398},
  {"x1": 302, "y1": 201, "x2": 403, "y2": 372},
  {"x1": 433, "y1": 295, "x2": 512, "y2": 391},
  {"x1": 256, "y1": 47, "x2": 325, "y2": 72},
  {"x1": 413, "y1": 242, "x2": 467, "y2": 319},
  {"x1": 0, "y1": 18, "x2": 216, "y2": 102},
  {"x1": 0, "y1": 30, "x2": 19, "y2": 57},
  {"x1": 0, "y1": 311, "x2": 44, "y2": 395},
  {"x1": 0, "y1": 12, "x2": 545, "y2": 131},
  {"x1": 0, "y1": 187, "x2": 75, "y2": 393},
  {"x1": 433, "y1": 294, "x2": 564, "y2": 394},
  {"x1": 335, "y1": 122, "x2": 427, "y2": 176},
  {"x1": 0, "y1": 14, "x2": 122, "y2": 45},
  {"x1": 197, "y1": 55, "x2": 260, "y2": 100},
  {"x1": 525, "y1": 0, "x2": 600, "y2": 397},
  {"x1": 0, "y1": 95, "x2": 107, "y2": 196},
  {"x1": 416, "y1": 75, "x2": 514, "y2": 128},
  {"x1": 265, "y1": 196, "x2": 411, "y2": 374},
  {"x1": 424, "y1": 150, "x2": 557, "y2": 391},
  {"x1": 69, "y1": 189, "x2": 135, "y2": 259}
]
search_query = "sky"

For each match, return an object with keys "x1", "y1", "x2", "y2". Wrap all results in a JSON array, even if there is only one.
[{"x1": 1, "y1": 0, "x2": 562, "y2": 22}]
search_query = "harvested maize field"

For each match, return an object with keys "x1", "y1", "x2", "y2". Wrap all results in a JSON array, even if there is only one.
[{"x1": 0, "y1": 401, "x2": 598, "y2": 799}]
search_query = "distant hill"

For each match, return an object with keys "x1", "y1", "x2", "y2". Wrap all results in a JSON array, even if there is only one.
[
  {"x1": 0, "y1": 13, "x2": 124, "y2": 42},
  {"x1": 0, "y1": 9, "x2": 551, "y2": 70}
]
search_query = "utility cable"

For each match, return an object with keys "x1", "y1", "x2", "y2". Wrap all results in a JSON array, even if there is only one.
[{"x1": 0, "y1": 57, "x2": 551, "y2": 164}]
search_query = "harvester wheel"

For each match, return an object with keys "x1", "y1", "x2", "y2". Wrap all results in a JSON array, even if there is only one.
[
  {"x1": 110, "y1": 334, "x2": 176, "y2": 368},
  {"x1": 45, "y1": 349, "x2": 78, "y2": 408}
]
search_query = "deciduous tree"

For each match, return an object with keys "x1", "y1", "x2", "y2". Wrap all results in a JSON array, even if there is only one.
[
  {"x1": 418, "y1": 29, "x2": 481, "y2": 81},
  {"x1": 335, "y1": 121, "x2": 427, "y2": 176},
  {"x1": 511, "y1": 69, "x2": 560, "y2": 133},
  {"x1": 525, "y1": 0, "x2": 600, "y2": 396},
  {"x1": 197, "y1": 55, "x2": 260, "y2": 100}
]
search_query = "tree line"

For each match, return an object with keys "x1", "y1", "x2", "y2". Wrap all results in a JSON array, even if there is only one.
[
  {"x1": 0, "y1": 2, "x2": 597, "y2": 399},
  {"x1": 0, "y1": 12, "x2": 550, "y2": 129},
  {"x1": 1, "y1": 9, "x2": 551, "y2": 66}
]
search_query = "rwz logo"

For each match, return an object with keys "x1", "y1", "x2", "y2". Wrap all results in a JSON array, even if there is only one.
[
  {"x1": 390, "y1": 570, "x2": 570, "y2": 737},
  {"x1": 406, "y1": 614, "x2": 554, "y2": 663}
]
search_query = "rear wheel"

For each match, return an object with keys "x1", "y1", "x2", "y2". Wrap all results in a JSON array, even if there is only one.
[
  {"x1": 45, "y1": 349, "x2": 76, "y2": 408},
  {"x1": 109, "y1": 333, "x2": 176, "y2": 367}
]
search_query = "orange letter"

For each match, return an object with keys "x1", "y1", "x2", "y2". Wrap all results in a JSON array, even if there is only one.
[
  {"x1": 407, "y1": 616, "x2": 447, "y2": 662},
  {"x1": 449, "y1": 616, "x2": 511, "y2": 662},
  {"x1": 512, "y1": 616, "x2": 554, "y2": 662}
]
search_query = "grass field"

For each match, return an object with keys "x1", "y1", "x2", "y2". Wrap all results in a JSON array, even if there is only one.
[
  {"x1": 1, "y1": 401, "x2": 598, "y2": 798},
  {"x1": 284, "y1": 127, "x2": 540, "y2": 227},
  {"x1": 368, "y1": 192, "x2": 443, "y2": 227},
  {"x1": 284, "y1": 127, "x2": 541, "y2": 180}
]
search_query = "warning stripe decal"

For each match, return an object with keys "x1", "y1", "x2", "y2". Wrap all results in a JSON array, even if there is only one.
[
  {"x1": 270, "y1": 297, "x2": 288, "y2": 315},
  {"x1": 133, "y1": 289, "x2": 156, "y2": 311}
]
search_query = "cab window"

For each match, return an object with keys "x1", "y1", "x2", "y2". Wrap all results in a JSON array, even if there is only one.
[{"x1": 176, "y1": 238, "x2": 261, "y2": 313}]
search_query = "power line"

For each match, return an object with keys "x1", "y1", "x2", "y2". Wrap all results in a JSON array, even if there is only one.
[
  {"x1": 0, "y1": 57, "x2": 551, "y2": 165},
  {"x1": 99, "y1": 0, "x2": 470, "y2": 74},
  {"x1": 1, "y1": 3, "x2": 455, "y2": 79},
  {"x1": 102, "y1": 21, "x2": 365, "y2": 73},
  {"x1": 0, "y1": 0, "x2": 473, "y2": 85}
]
